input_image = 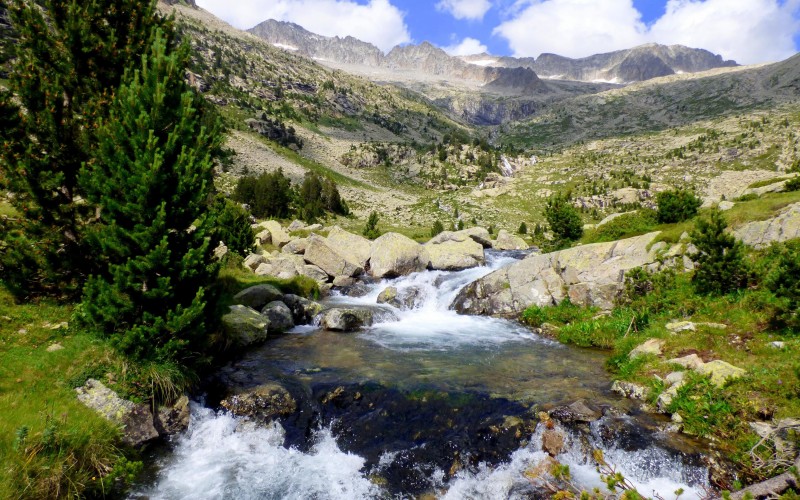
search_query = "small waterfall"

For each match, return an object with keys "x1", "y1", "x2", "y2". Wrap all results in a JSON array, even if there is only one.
[{"x1": 499, "y1": 155, "x2": 515, "y2": 177}]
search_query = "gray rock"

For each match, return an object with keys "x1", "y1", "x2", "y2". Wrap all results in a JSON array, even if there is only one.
[
  {"x1": 460, "y1": 226, "x2": 492, "y2": 247},
  {"x1": 154, "y1": 395, "x2": 191, "y2": 437},
  {"x1": 261, "y1": 301, "x2": 295, "y2": 333},
  {"x1": 492, "y1": 230, "x2": 528, "y2": 251},
  {"x1": 734, "y1": 202, "x2": 800, "y2": 249},
  {"x1": 243, "y1": 253, "x2": 267, "y2": 271},
  {"x1": 319, "y1": 308, "x2": 374, "y2": 332},
  {"x1": 288, "y1": 220, "x2": 306, "y2": 232},
  {"x1": 667, "y1": 354, "x2": 705, "y2": 370},
  {"x1": 611, "y1": 380, "x2": 646, "y2": 400},
  {"x1": 666, "y1": 321, "x2": 696, "y2": 333},
  {"x1": 550, "y1": 400, "x2": 601, "y2": 423},
  {"x1": 76, "y1": 379, "x2": 159, "y2": 447},
  {"x1": 332, "y1": 276, "x2": 356, "y2": 287},
  {"x1": 213, "y1": 242, "x2": 229, "y2": 260},
  {"x1": 369, "y1": 232, "x2": 431, "y2": 278},
  {"x1": 259, "y1": 221, "x2": 291, "y2": 248},
  {"x1": 325, "y1": 226, "x2": 372, "y2": 268},
  {"x1": 425, "y1": 232, "x2": 485, "y2": 271},
  {"x1": 233, "y1": 284, "x2": 283, "y2": 310},
  {"x1": 255, "y1": 229, "x2": 272, "y2": 246},
  {"x1": 254, "y1": 263, "x2": 274, "y2": 276},
  {"x1": 221, "y1": 305, "x2": 270, "y2": 347},
  {"x1": 304, "y1": 235, "x2": 362, "y2": 278},
  {"x1": 453, "y1": 232, "x2": 662, "y2": 315},
  {"x1": 281, "y1": 294, "x2": 323, "y2": 324},
  {"x1": 718, "y1": 201, "x2": 735, "y2": 211},
  {"x1": 377, "y1": 286, "x2": 422, "y2": 310},
  {"x1": 281, "y1": 238, "x2": 308, "y2": 255},
  {"x1": 629, "y1": 338, "x2": 664, "y2": 359},
  {"x1": 696, "y1": 360, "x2": 746, "y2": 387},
  {"x1": 299, "y1": 264, "x2": 329, "y2": 284},
  {"x1": 220, "y1": 383, "x2": 296, "y2": 422},
  {"x1": 46, "y1": 343, "x2": 65, "y2": 352}
]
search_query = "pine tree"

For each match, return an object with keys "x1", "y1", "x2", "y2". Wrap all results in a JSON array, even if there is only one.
[
  {"x1": 78, "y1": 31, "x2": 223, "y2": 363},
  {"x1": 1, "y1": 0, "x2": 169, "y2": 296},
  {"x1": 545, "y1": 193, "x2": 583, "y2": 242},
  {"x1": 363, "y1": 211, "x2": 381, "y2": 239},
  {"x1": 207, "y1": 197, "x2": 255, "y2": 257},
  {"x1": 690, "y1": 209, "x2": 750, "y2": 295},
  {"x1": 430, "y1": 220, "x2": 444, "y2": 238}
]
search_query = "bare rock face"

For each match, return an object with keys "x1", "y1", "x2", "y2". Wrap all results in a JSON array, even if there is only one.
[
  {"x1": 76, "y1": 379, "x2": 159, "y2": 447},
  {"x1": 734, "y1": 202, "x2": 800, "y2": 249}
]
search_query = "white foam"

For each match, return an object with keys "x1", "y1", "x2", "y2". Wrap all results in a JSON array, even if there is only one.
[{"x1": 139, "y1": 405, "x2": 381, "y2": 500}]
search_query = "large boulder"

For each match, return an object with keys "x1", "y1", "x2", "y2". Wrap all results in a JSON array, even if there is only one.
[
  {"x1": 369, "y1": 232, "x2": 431, "y2": 278},
  {"x1": 304, "y1": 235, "x2": 362, "y2": 278},
  {"x1": 325, "y1": 226, "x2": 372, "y2": 268},
  {"x1": 493, "y1": 230, "x2": 528, "y2": 251},
  {"x1": 243, "y1": 253, "x2": 267, "y2": 271},
  {"x1": 233, "y1": 284, "x2": 283, "y2": 310},
  {"x1": 299, "y1": 264, "x2": 329, "y2": 284},
  {"x1": 281, "y1": 238, "x2": 308, "y2": 255},
  {"x1": 221, "y1": 305, "x2": 270, "y2": 347},
  {"x1": 76, "y1": 379, "x2": 159, "y2": 447},
  {"x1": 733, "y1": 202, "x2": 800, "y2": 249},
  {"x1": 377, "y1": 286, "x2": 423, "y2": 310},
  {"x1": 261, "y1": 301, "x2": 295, "y2": 333},
  {"x1": 282, "y1": 294, "x2": 323, "y2": 324},
  {"x1": 453, "y1": 232, "x2": 663, "y2": 315},
  {"x1": 259, "y1": 221, "x2": 291, "y2": 248},
  {"x1": 425, "y1": 232, "x2": 485, "y2": 271},
  {"x1": 266, "y1": 254, "x2": 305, "y2": 280},
  {"x1": 460, "y1": 227, "x2": 492, "y2": 248},
  {"x1": 319, "y1": 308, "x2": 374, "y2": 332}
]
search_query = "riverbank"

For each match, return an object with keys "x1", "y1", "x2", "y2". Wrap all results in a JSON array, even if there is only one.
[
  {"x1": 520, "y1": 241, "x2": 800, "y2": 492},
  {"x1": 0, "y1": 259, "x2": 319, "y2": 499}
]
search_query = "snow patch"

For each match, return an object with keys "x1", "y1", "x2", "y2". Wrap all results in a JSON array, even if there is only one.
[{"x1": 272, "y1": 43, "x2": 298, "y2": 52}]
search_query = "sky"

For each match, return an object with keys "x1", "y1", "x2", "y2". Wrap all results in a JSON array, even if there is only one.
[{"x1": 195, "y1": 0, "x2": 800, "y2": 65}]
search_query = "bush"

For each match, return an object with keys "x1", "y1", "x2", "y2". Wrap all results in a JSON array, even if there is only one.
[
  {"x1": 690, "y1": 209, "x2": 750, "y2": 295},
  {"x1": 785, "y1": 176, "x2": 800, "y2": 192},
  {"x1": 584, "y1": 209, "x2": 658, "y2": 243},
  {"x1": 545, "y1": 193, "x2": 583, "y2": 241},
  {"x1": 763, "y1": 241, "x2": 800, "y2": 330},
  {"x1": 518, "y1": 222, "x2": 528, "y2": 235},
  {"x1": 430, "y1": 220, "x2": 444, "y2": 238},
  {"x1": 656, "y1": 189, "x2": 702, "y2": 223},
  {"x1": 363, "y1": 211, "x2": 381, "y2": 239},
  {"x1": 207, "y1": 197, "x2": 255, "y2": 257}
]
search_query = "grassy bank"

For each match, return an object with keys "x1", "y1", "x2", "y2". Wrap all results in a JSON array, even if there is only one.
[
  {"x1": 0, "y1": 258, "x2": 318, "y2": 499},
  {"x1": 521, "y1": 246, "x2": 800, "y2": 486}
]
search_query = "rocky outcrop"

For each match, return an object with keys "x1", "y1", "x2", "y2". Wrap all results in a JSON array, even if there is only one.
[
  {"x1": 425, "y1": 231, "x2": 485, "y2": 271},
  {"x1": 76, "y1": 379, "x2": 159, "y2": 447},
  {"x1": 453, "y1": 232, "x2": 664, "y2": 315},
  {"x1": 319, "y1": 308, "x2": 374, "y2": 332},
  {"x1": 369, "y1": 232, "x2": 431, "y2": 278},
  {"x1": 733, "y1": 202, "x2": 800, "y2": 249}
]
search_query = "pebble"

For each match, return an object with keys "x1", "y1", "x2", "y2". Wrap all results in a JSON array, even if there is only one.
[
  {"x1": 770, "y1": 341, "x2": 786, "y2": 349},
  {"x1": 46, "y1": 343, "x2": 65, "y2": 352}
]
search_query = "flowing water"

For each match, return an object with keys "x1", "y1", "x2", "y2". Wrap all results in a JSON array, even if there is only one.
[{"x1": 136, "y1": 252, "x2": 713, "y2": 499}]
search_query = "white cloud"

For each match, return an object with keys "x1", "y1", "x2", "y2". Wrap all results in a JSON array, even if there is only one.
[
  {"x1": 494, "y1": 0, "x2": 800, "y2": 64},
  {"x1": 443, "y1": 37, "x2": 489, "y2": 55},
  {"x1": 436, "y1": 0, "x2": 493, "y2": 20},
  {"x1": 649, "y1": 0, "x2": 800, "y2": 64},
  {"x1": 195, "y1": 0, "x2": 411, "y2": 52}
]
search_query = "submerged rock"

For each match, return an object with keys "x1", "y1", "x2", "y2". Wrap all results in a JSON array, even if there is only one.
[
  {"x1": 76, "y1": 379, "x2": 159, "y2": 447},
  {"x1": 319, "y1": 308, "x2": 374, "y2": 332},
  {"x1": 220, "y1": 383, "x2": 297, "y2": 422},
  {"x1": 550, "y1": 400, "x2": 601, "y2": 423}
]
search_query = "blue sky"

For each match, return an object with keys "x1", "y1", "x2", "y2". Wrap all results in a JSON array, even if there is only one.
[{"x1": 196, "y1": 0, "x2": 800, "y2": 64}]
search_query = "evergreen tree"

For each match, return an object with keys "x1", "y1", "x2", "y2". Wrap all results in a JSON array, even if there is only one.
[
  {"x1": 297, "y1": 172, "x2": 324, "y2": 222},
  {"x1": 545, "y1": 193, "x2": 583, "y2": 241},
  {"x1": 208, "y1": 197, "x2": 255, "y2": 257},
  {"x1": 690, "y1": 209, "x2": 750, "y2": 295},
  {"x1": 518, "y1": 222, "x2": 528, "y2": 235},
  {"x1": 78, "y1": 31, "x2": 223, "y2": 363},
  {"x1": 1, "y1": 0, "x2": 169, "y2": 296},
  {"x1": 656, "y1": 189, "x2": 702, "y2": 223},
  {"x1": 764, "y1": 241, "x2": 800, "y2": 330},
  {"x1": 430, "y1": 220, "x2": 444, "y2": 238},
  {"x1": 363, "y1": 211, "x2": 381, "y2": 239}
]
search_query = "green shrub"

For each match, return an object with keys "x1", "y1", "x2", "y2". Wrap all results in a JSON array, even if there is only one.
[
  {"x1": 584, "y1": 209, "x2": 658, "y2": 243},
  {"x1": 785, "y1": 176, "x2": 800, "y2": 192},
  {"x1": 656, "y1": 189, "x2": 702, "y2": 223},
  {"x1": 518, "y1": 222, "x2": 528, "y2": 234},
  {"x1": 545, "y1": 193, "x2": 583, "y2": 241},
  {"x1": 690, "y1": 209, "x2": 750, "y2": 295},
  {"x1": 363, "y1": 211, "x2": 381, "y2": 239},
  {"x1": 208, "y1": 197, "x2": 255, "y2": 257},
  {"x1": 430, "y1": 220, "x2": 444, "y2": 238},
  {"x1": 666, "y1": 372, "x2": 739, "y2": 437},
  {"x1": 763, "y1": 241, "x2": 800, "y2": 330}
]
